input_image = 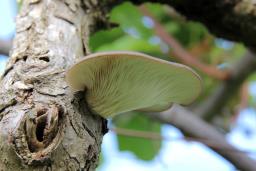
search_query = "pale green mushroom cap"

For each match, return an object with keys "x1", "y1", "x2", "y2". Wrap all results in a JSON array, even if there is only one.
[{"x1": 66, "y1": 51, "x2": 202, "y2": 118}]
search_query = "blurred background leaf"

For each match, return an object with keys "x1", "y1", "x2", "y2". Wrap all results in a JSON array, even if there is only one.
[{"x1": 113, "y1": 112, "x2": 162, "y2": 160}]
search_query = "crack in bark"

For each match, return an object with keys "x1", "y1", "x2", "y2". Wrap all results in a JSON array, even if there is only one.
[
  {"x1": 82, "y1": 123, "x2": 95, "y2": 140},
  {"x1": 0, "y1": 100, "x2": 17, "y2": 120},
  {"x1": 36, "y1": 90, "x2": 65, "y2": 97},
  {"x1": 54, "y1": 15, "x2": 75, "y2": 25},
  {"x1": 69, "y1": 114, "x2": 83, "y2": 138}
]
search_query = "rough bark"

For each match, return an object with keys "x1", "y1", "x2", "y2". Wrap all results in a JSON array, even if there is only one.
[{"x1": 0, "y1": 0, "x2": 107, "y2": 170}]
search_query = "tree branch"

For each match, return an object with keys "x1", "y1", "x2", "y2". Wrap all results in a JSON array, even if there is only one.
[
  {"x1": 195, "y1": 51, "x2": 256, "y2": 120},
  {"x1": 111, "y1": 127, "x2": 256, "y2": 154},
  {"x1": 147, "y1": 105, "x2": 256, "y2": 171},
  {"x1": 124, "y1": 0, "x2": 256, "y2": 47},
  {"x1": 0, "y1": 39, "x2": 12, "y2": 56}
]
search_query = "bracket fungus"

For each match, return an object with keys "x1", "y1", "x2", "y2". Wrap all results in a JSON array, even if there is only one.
[{"x1": 66, "y1": 51, "x2": 202, "y2": 118}]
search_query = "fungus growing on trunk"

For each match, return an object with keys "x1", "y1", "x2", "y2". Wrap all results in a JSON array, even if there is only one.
[{"x1": 66, "y1": 51, "x2": 202, "y2": 118}]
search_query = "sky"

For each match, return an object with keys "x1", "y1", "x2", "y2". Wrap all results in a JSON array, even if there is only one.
[
  {"x1": 0, "y1": 1, "x2": 255, "y2": 171},
  {"x1": 0, "y1": 0, "x2": 16, "y2": 73}
]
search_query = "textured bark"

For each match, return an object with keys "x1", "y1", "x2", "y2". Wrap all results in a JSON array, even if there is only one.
[{"x1": 0, "y1": 0, "x2": 107, "y2": 170}]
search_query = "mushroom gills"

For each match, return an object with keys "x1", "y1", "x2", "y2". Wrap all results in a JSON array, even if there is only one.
[{"x1": 66, "y1": 52, "x2": 202, "y2": 118}]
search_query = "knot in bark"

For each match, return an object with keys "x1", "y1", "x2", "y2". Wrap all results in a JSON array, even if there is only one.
[{"x1": 11, "y1": 104, "x2": 66, "y2": 165}]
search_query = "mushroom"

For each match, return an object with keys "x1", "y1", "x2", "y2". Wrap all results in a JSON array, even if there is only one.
[{"x1": 66, "y1": 51, "x2": 202, "y2": 118}]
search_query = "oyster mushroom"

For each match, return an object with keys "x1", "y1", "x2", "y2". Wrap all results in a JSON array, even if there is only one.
[{"x1": 66, "y1": 51, "x2": 202, "y2": 118}]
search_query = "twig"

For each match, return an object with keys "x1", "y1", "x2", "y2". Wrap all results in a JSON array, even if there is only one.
[
  {"x1": 231, "y1": 82, "x2": 249, "y2": 123},
  {"x1": 146, "y1": 104, "x2": 256, "y2": 171},
  {"x1": 0, "y1": 39, "x2": 12, "y2": 56},
  {"x1": 139, "y1": 5, "x2": 229, "y2": 80},
  {"x1": 111, "y1": 127, "x2": 162, "y2": 140}
]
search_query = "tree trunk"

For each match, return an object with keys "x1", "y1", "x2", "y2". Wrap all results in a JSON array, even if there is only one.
[{"x1": 0, "y1": 0, "x2": 107, "y2": 170}]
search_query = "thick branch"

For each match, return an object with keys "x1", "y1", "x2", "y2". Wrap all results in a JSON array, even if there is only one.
[
  {"x1": 147, "y1": 105, "x2": 256, "y2": 171},
  {"x1": 0, "y1": 39, "x2": 12, "y2": 56},
  {"x1": 125, "y1": 0, "x2": 256, "y2": 47},
  {"x1": 195, "y1": 51, "x2": 256, "y2": 120}
]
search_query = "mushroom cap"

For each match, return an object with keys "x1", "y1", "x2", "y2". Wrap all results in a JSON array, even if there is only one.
[{"x1": 66, "y1": 51, "x2": 202, "y2": 118}]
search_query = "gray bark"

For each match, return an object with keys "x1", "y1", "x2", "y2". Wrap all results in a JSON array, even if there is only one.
[{"x1": 0, "y1": 0, "x2": 107, "y2": 170}]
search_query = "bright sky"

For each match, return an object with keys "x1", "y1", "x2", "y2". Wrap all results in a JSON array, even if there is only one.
[
  {"x1": 0, "y1": 1, "x2": 255, "y2": 171},
  {"x1": 0, "y1": 0, "x2": 16, "y2": 73}
]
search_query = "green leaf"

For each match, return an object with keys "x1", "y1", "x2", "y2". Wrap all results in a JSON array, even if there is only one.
[
  {"x1": 94, "y1": 35, "x2": 161, "y2": 53},
  {"x1": 89, "y1": 28, "x2": 124, "y2": 52},
  {"x1": 113, "y1": 112, "x2": 162, "y2": 161},
  {"x1": 110, "y1": 2, "x2": 153, "y2": 39}
]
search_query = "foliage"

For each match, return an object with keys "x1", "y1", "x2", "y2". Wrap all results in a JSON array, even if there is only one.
[{"x1": 113, "y1": 112, "x2": 161, "y2": 160}]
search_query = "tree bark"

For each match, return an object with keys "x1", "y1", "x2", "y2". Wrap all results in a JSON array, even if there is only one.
[{"x1": 0, "y1": 0, "x2": 107, "y2": 170}]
